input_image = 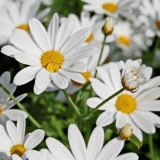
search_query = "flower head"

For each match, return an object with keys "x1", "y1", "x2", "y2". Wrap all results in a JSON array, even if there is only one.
[
  {"x1": 0, "y1": 115, "x2": 45, "y2": 159},
  {"x1": 0, "y1": 71, "x2": 27, "y2": 126},
  {"x1": 1, "y1": 13, "x2": 98, "y2": 94},
  {"x1": 121, "y1": 59, "x2": 152, "y2": 91},
  {"x1": 46, "y1": 124, "x2": 138, "y2": 160},
  {"x1": 87, "y1": 64, "x2": 160, "y2": 141},
  {"x1": 102, "y1": 17, "x2": 114, "y2": 35}
]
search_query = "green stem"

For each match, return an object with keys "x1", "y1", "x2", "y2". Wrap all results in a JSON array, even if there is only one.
[
  {"x1": 149, "y1": 134, "x2": 155, "y2": 160},
  {"x1": 94, "y1": 35, "x2": 107, "y2": 78},
  {"x1": 83, "y1": 88, "x2": 124, "y2": 119},
  {"x1": 0, "y1": 83, "x2": 41, "y2": 128},
  {"x1": 62, "y1": 89, "x2": 81, "y2": 117}
]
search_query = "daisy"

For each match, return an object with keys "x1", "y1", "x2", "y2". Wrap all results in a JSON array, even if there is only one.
[
  {"x1": 139, "y1": 0, "x2": 160, "y2": 37},
  {"x1": 0, "y1": 0, "x2": 50, "y2": 45},
  {"x1": 0, "y1": 71, "x2": 27, "y2": 126},
  {"x1": 46, "y1": 124, "x2": 138, "y2": 160},
  {"x1": 1, "y1": 13, "x2": 98, "y2": 95},
  {"x1": 112, "y1": 20, "x2": 151, "y2": 55},
  {"x1": 87, "y1": 63, "x2": 160, "y2": 141},
  {"x1": 81, "y1": 0, "x2": 135, "y2": 17},
  {"x1": 0, "y1": 114, "x2": 45, "y2": 159}
]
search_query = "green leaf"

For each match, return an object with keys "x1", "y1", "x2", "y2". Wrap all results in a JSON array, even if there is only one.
[{"x1": 129, "y1": 134, "x2": 142, "y2": 149}]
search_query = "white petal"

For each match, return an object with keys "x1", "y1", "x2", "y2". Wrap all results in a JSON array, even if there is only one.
[
  {"x1": 90, "y1": 78, "x2": 113, "y2": 99},
  {"x1": 59, "y1": 69, "x2": 85, "y2": 84},
  {"x1": 46, "y1": 138, "x2": 75, "y2": 160},
  {"x1": 115, "y1": 153, "x2": 139, "y2": 160},
  {"x1": 60, "y1": 28, "x2": 91, "y2": 55},
  {"x1": 130, "y1": 110, "x2": 156, "y2": 134},
  {"x1": 110, "y1": 63, "x2": 122, "y2": 91},
  {"x1": 12, "y1": 154, "x2": 22, "y2": 160},
  {"x1": 87, "y1": 126, "x2": 104, "y2": 160},
  {"x1": 14, "y1": 66, "x2": 40, "y2": 85},
  {"x1": 65, "y1": 45, "x2": 98, "y2": 61},
  {"x1": 96, "y1": 138, "x2": 124, "y2": 160},
  {"x1": 54, "y1": 18, "x2": 74, "y2": 51},
  {"x1": 96, "y1": 111, "x2": 116, "y2": 127},
  {"x1": 17, "y1": 115, "x2": 26, "y2": 144},
  {"x1": 116, "y1": 112, "x2": 128, "y2": 130},
  {"x1": 47, "y1": 13, "x2": 59, "y2": 49},
  {"x1": 68, "y1": 124, "x2": 87, "y2": 160},
  {"x1": 0, "y1": 115, "x2": 9, "y2": 126},
  {"x1": 0, "y1": 71, "x2": 10, "y2": 86},
  {"x1": 6, "y1": 120, "x2": 20, "y2": 144},
  {"x1": 137, "y1": 101, "x2": 160, "y2": 111},
  {"x1": 51, "y1": 72, "x2": 68, "y2": 89},
  {"x1": 14, "y1": 53, "x2": 41, "y2": 66},
  {"x1": 34, "y1": 68, "x2": 51, "y2": 94},
  {"x1": 136, "y1": 88, "x2": 160, "y2": 101},
  {"x1": 11, "y1": 29, "x2": 43, "y2": 57},
  {"x1": 1, "y1": 45, "x2": 20, "y2": 57},
  {"x1": 24, "y1": 129, "x2": 45, "y2": 150},
  {"x1": 29, "y1": 18, "x2": 51, "y2": 51},
  {"x1": 3, "y1": 109, "x2": 27, "y2": 121}
]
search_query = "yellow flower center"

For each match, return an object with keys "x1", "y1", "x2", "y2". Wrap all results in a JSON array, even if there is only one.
[
  {"x1": 115, "y1": 94, "x2": 136, "y2": 114},
  {"x1": 117, "y1": 36, "x2": 131, "y2": 46},
  {"x1": 102, "y1": 2, "x2": 118, "y2": 13},
  {"x1": 40, "y1": 50, "x2": 64, "y2": 72},
  {"x1": 72, "y1": 71, "x2": 92, "y2": 86},
  {"x1": 155, "y1": 20, "x2": 160, "y2": 30},
  {"x1": 17, "y1": 24, "x2": 30, "y2": 32},
  {"x1": 85, "y1": 33, "x2": 93, "y2": 43},
  {"x1": 10, "y1": 144, "x2": 26, "y2": 157},
  {"x1": 0, "y1": 107, "x2": 2, "y2": 115}
]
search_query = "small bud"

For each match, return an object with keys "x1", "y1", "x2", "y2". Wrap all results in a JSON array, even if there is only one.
[
  {"x1": 120, "y1": 59, "x2": 152, "y2": 92},
  {"x1": 102, "y1": 17, "x2": 114, "y2": 35},
  {"x1": 119, "y1": 123, "x2": 133, "y2": 140}
]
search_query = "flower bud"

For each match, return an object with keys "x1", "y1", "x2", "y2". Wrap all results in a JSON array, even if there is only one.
[
  {"x1": 102, "y1": 17, "x2": 114, "y2": 35},
  {"x1": 119, "y1": 123, "x2": 133, "y2": 140}
]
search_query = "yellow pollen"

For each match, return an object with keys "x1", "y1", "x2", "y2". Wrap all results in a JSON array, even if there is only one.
[
  {"x1": 0, "y1": 107, "x2": 2, "y2": 115},
  {"x1": 155, "y1": 20, "x2": 160, "y2": 30},
  {"x1": 85, "y1": 33, "x2": 93, "y2": 43},
  {"x1": 102, "y1": 2, "x2": 118, "y2": 13},
  {"x1": 17, "y1": 24, "x2": 30, "y2": 32},
  {"x1": 10, "y1": 144, "x2": 26, "y2": 157},
  {"x1": 72, "y1": 71, "x2": 92, "y2": 86},
  {"x1": 115, "y1": 94, "x2": 136, "y2": 114},
  {"x1": 40, "y1": 50, "x2": 64, "y2": 72},
  {"x1": 117, "y1": 36, "x2": 131, "y2": 46}
]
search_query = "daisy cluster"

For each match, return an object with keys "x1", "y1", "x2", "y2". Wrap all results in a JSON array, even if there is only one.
[{"x1": 0, "y1": 0, "x2": 160, "y2": 159}]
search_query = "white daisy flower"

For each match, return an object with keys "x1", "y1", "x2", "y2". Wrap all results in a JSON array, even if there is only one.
[
  {"x1": 87, "y1": 63, "x2": 160, "y2": 141},
  {"x1": 0, "y1": 115, "x2": 45, "y2": 159},
  {"x1": 121, "y1": 59, "x2": 152, "y2": 91},
  {"x1": 0, "y1": 71, "x2": 27, "y2": 126},
  {"x1": 139, "y1": 0, "x2": 160, "y2": 37},
  {"x1": 1, "y1": 13, "x2": 98, "y2": 95},
  {"x1": 0, "y1": 0, "x2": 50, "y2": 45},
  {"x1": 46, "y1": 124, "x2": 138, "y2": 160},
  {"x1": 81, "y1": 0, "x2": 135, "y2": 17},
  {"x1": 112, "y1": 20, "x2": 151, "y2": 55}
]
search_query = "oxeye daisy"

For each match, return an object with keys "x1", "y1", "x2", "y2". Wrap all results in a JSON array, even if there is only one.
[
  {"x1": 0, "y1": 0, "x2": 50, "y2": 45},
  {"x1": 1, "y1": 13, "x2": 98, "y2": 95},
  {"x1": 87, "y1": 63, "x2": 160, "y2": 141},
  {"x1": 81, "y1": 0, "x2": 135, "y2": 17},
  {"x1": 46, "y1": 124, "x2": 138, "y2": 160},
  {"x1": 0, "y1": 71, "x2": 27, "y2": 126},
  {"x1": 139, "y1": 0, "x2": 160, "y2": 37},
  {"x1": 0, "y1": 115, "x2": 45, "y2": 159}
]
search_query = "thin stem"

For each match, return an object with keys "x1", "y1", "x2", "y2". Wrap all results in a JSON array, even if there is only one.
[
  {"x1": 62, "y1": 89, "x2": 81, "y2": 117},
  {"x1": 94, "y1": 35, "x2": 107, "y2": 78},
  {"x1": 149, "y1": 134, "x2": 155, "y2": 160},
  {"x1": 0, "y1": 83, "x2": 41, "y2": 128},
  {"x1": 83, "y1": 88, "x2": 124, "y2": 119}
]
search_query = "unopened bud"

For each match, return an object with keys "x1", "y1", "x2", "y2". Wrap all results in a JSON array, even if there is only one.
[
  {"x1": 102, "y1": 17, "x2": 114, "y2": 35},
  {"x1": 119, "y1": 123, "x2": 133, "y2": 140}
]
